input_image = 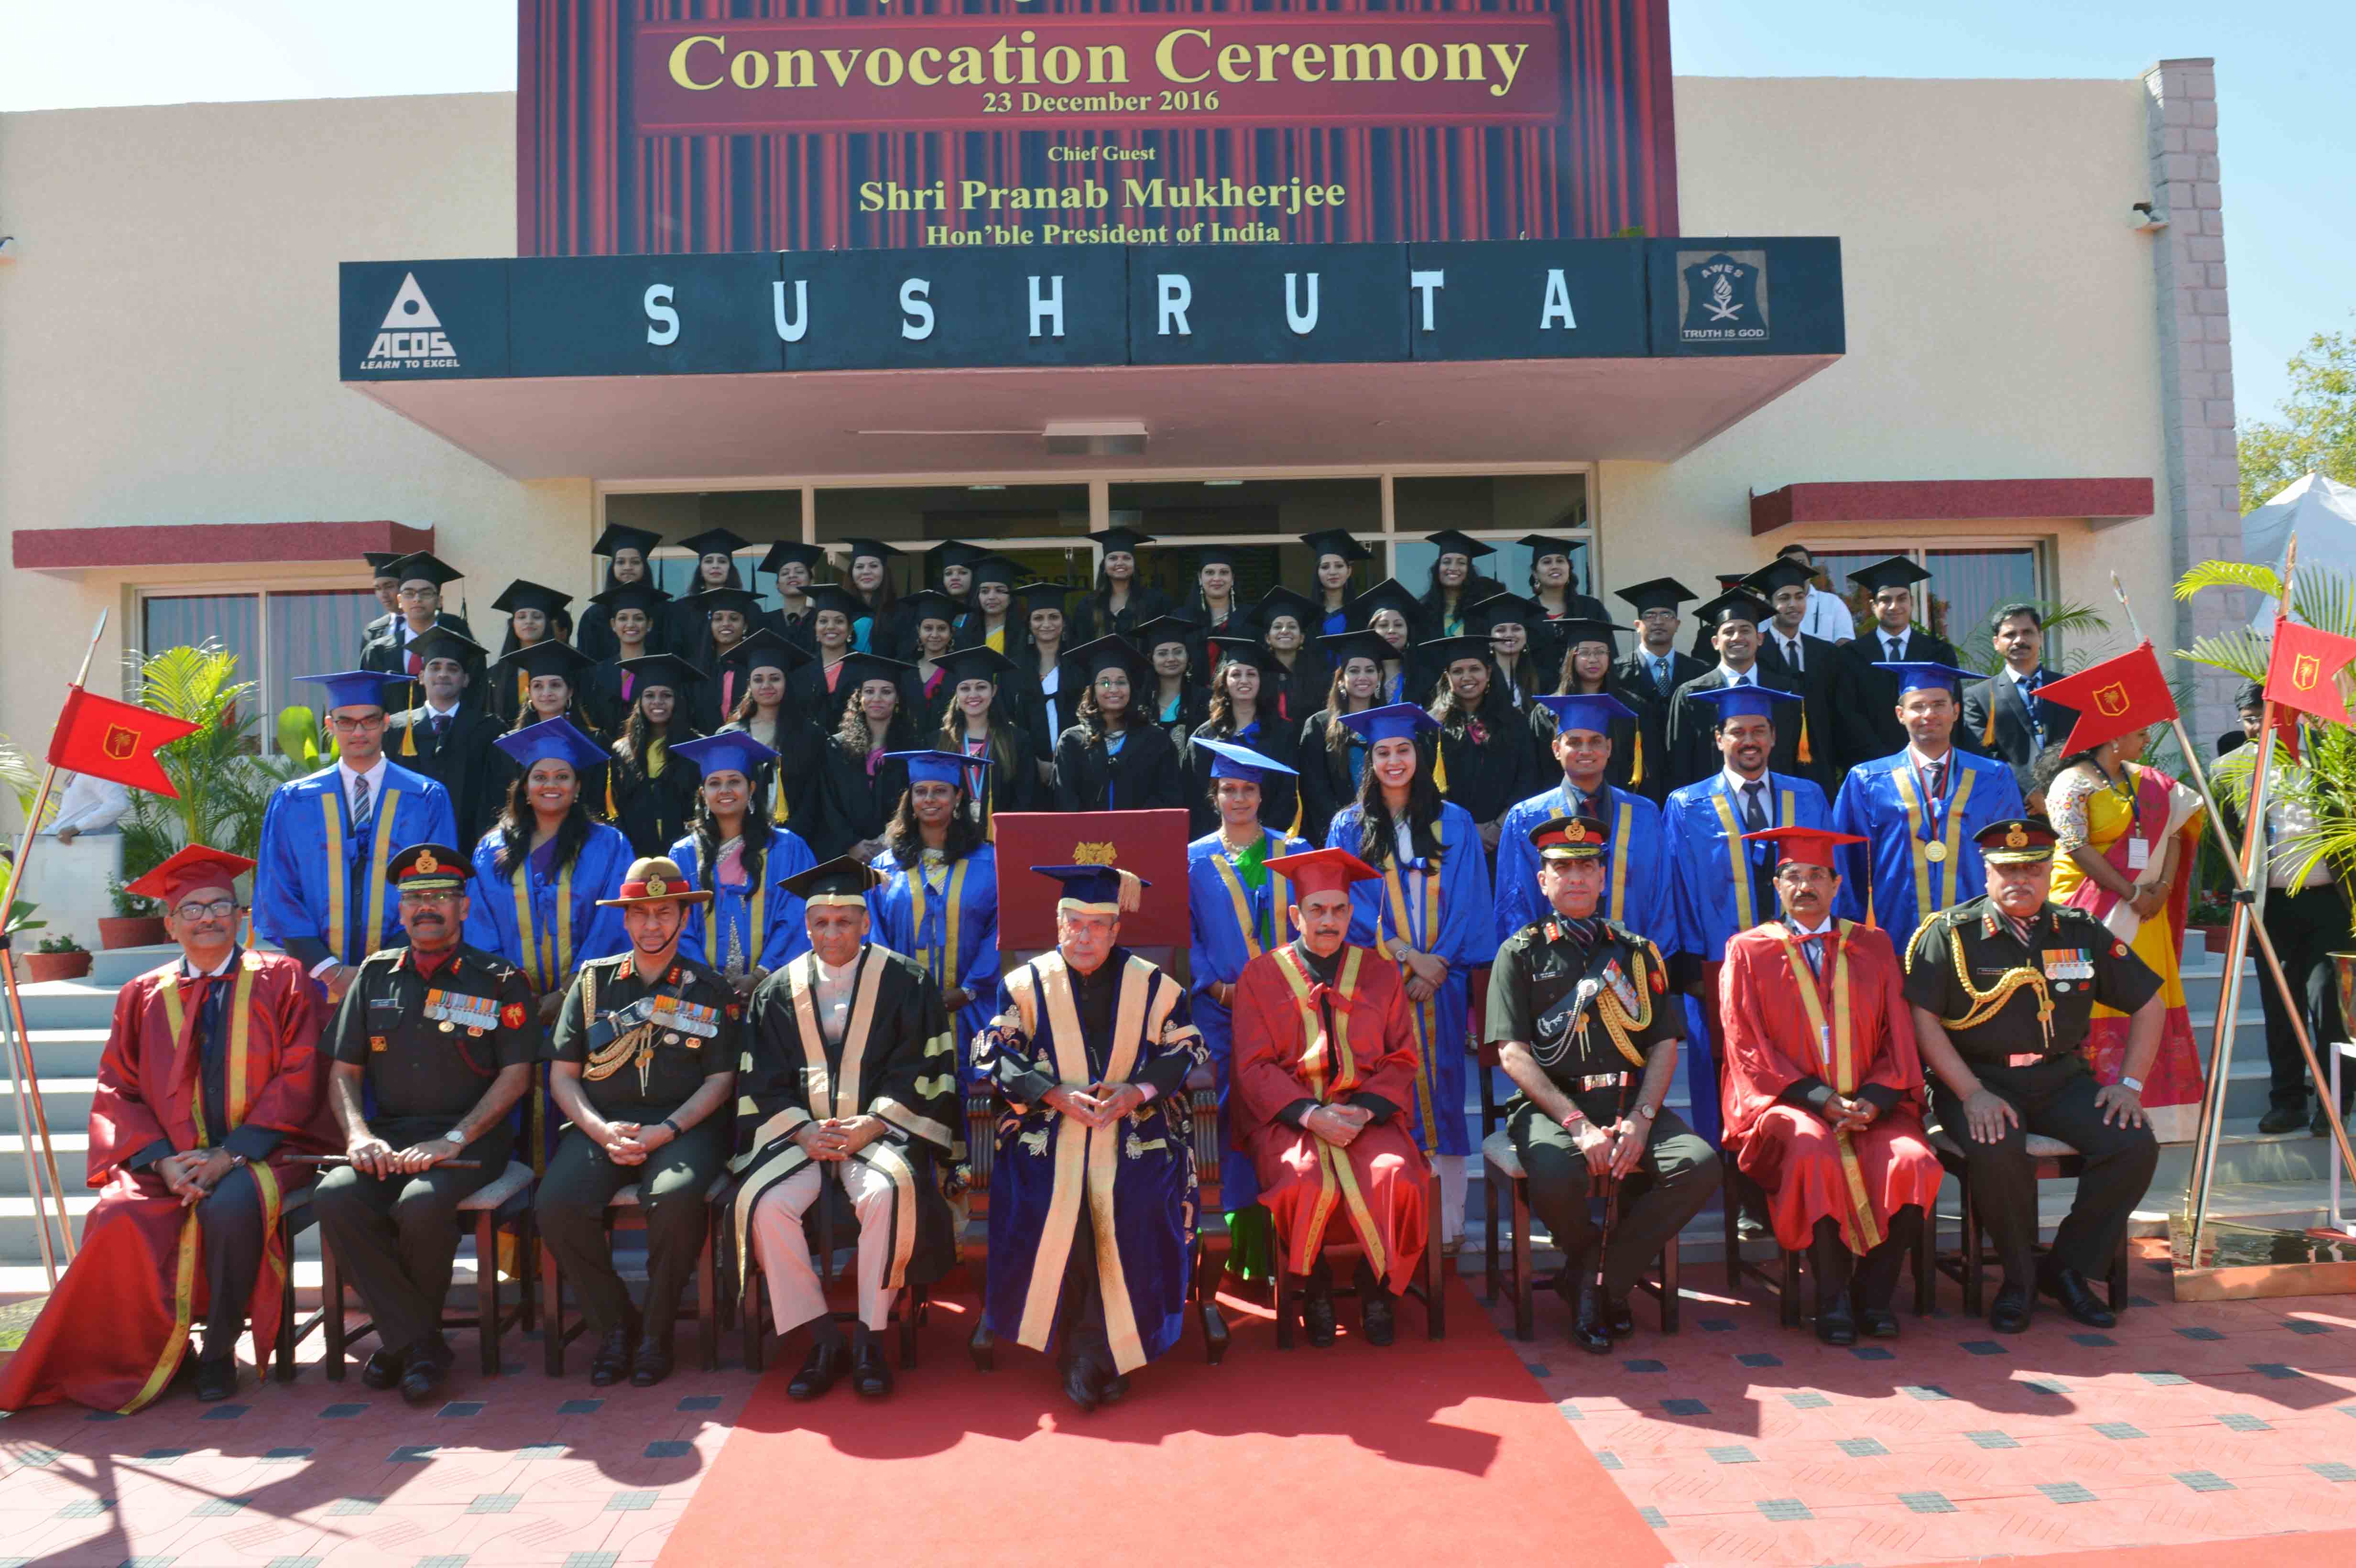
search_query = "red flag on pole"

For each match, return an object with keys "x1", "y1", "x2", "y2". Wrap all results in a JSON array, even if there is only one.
[
  {"x1": 2035, "y1": 642, "x2": 2180, "y2": 756},
  {"x1": 44, "y1": 687, "x2": 200, "y2": 796},
  {"x1": 2264, "y1": 620, "x2": 2356, "y2": 726}
]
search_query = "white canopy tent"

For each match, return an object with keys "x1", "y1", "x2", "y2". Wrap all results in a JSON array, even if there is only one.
[{"x1": 2244, "y1": 471, "x2": 2356, "y2": 626}]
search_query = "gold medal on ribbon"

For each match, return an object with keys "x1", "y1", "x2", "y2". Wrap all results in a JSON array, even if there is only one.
[
  {"x1": 1924, "y1": 840, "x2": 1947, "y2": 863},
  {"x1": 439, "y1": 1020, "x2": 456, "y2": 1033}
]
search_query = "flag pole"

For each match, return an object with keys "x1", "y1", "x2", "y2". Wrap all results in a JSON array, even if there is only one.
[
  {"x1": 0, "y1": 612, "x2": 112, "y2": 1283},
  {"x1": 2110, "y1": 547, "x2": 2356, "y2": 1261}
]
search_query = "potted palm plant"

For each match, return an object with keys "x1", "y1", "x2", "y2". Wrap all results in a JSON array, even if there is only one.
[{"x1": 118, "y1": 641, "x2": 278, "y2": 882}]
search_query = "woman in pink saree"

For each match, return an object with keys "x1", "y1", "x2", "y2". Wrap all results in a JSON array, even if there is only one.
[{"x1": 2045, "y1": 725, "x2": 2208, "y2": 1142}]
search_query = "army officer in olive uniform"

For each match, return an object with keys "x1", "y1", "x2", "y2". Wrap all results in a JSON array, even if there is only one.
[
  {"x1": 1904, "y1": 817, "x2": 2163, "y2": 1334},
  {"x1": 541, "y1": 857, "x2": 741, "y2": 1389},
  {"x1": 317, "y1": 843, "x2": 536, "y2": 1407},
  {"x1": 1486, "y1": 815, "x2": 1722, "y2": 1355}
]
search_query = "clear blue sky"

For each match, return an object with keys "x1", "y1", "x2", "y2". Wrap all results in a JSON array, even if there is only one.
[{"x1": 2, "y1": 0, "x2": 2347, "y2": 425}]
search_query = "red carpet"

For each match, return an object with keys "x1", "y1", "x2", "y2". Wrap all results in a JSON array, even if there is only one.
[{"x1": 657, "y1": 1272, "x2": 1665, "y2": 1568}]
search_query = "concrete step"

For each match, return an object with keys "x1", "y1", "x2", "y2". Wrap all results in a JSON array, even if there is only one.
[
  {"x1": 86, "y1": 944, "x2": 178, "y2": 988},
  {"x1": 4, "y1": 979, "x2": 119, "y2": 1032}
]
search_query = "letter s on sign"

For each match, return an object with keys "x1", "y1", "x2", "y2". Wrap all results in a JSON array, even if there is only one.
[
  {"x1": 670, "y1": 35, "x2": 725, "y2": 90},
  {"x1": 645, "y1": 284, "x2": 680, "y2": 346},
  {"x1": 901, "y1": 278, "x2": 935, "y2": 341}
]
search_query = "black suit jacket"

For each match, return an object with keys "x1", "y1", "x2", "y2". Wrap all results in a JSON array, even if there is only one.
[
  {"x1": 1961, "y1": 666, "x2": 2081, "y2": 773},
  {"x1": 1832, "y1": 627, "x2": 1963, "y2": 772},
  {"x1": 1754, "y1": 631, "x2": 1843, "y2": 794},
  {"x1": 358, "y1": 612, "x2": 479, "y2": 682},
  {"x1": 1662, "y1": 666, "x2": 1807, "y2": 794},
  {"x1": 1617, "y1": 648, "x2": 1710, "y2": 710},
  {"x1": 382, "y1": 703, "x2": 505, "y2": 848}
]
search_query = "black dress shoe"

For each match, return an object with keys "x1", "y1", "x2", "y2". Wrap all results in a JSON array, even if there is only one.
[
  {"x1": 1814, "y1": 1291, "x2": 1858, "y2": 1347},
  {"x1": 629, "y1": 1332, "x2": 674, "y2": 1388},
  {"x1": 1301, "y1": 1282, "x2": 1338, "y2": 1348},
  {"x1": 1361, "y1": 1289, "x2": 1396, "y2": 1347},
  {"x1": 851, "y1": 1341, "x2": 894, "y2": 1399},
  {"x1": 2260, "y1": 1104, "x2": 2309, "y2": 1135},
  {"x1": 1859, "y1": 1307, "x2": 1902, "y2": 1339},
  {"x1": 398, "y1": 1354, "x2": 447, "y2": 1408},
  {"x1": 194, "y1": 1358, "x2": 239, "y2": 1403},
  {"x1": 1099, "y1": 1373, "x2": 1130, "y2": 1406},
  {"x1": 2314, "y1": 1100, "x2": 2351, "y2": 1138},
  {"x1": 1062, "y1": 1359, "x2": 1102, "y2": 1412},
  {"x1": 2038, "y1": 1263, "x2": 2117, "y2": 1329},
  {"x1": 1990, "y1": 1281, "x2": 2034, "y2": 1334},
  {"x1": 588, "y1": 1326, "x2": 635, "y2": 1388},
  {"x1": 1605, "y1": 1294, "x2": 1635, "y2": 1340},
  {"x1": 360, "y1": 1348, "x2": 406, "y2": 1391},
  {"x1": 788, "y1": 1340, "x2": 848, "y2": 1401},
  {"x1": 1570, "y1": 1281, "x2": 1614, "y2": 1356}
]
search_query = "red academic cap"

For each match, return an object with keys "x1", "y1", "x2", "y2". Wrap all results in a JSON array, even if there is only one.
[
  {"x1": 127, "y1": 844, "x2": 256, "y2": 904},
  {"x1": 1265, "y1": 847, "x2": 1380, "y2": 900},
  {"x1": 1738, "y1": 826, "x2": 1867, "y2": 869}
]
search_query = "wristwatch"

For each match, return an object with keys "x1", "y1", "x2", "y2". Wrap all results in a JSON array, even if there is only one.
[
  {"x1": 442, "y1": 1128, "x2": 467, "y2": 1146},
  {"x1": 2119, "y1": 1076, "x2": 2144, "y2": 1094},
  {"x1": 1630, "y1": 1103, "x2": 1657, "y2": 1122}
]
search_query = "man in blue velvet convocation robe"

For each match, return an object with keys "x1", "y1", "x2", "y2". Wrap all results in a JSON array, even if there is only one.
[
  {"x1": 1495, "y1": 694, "x2": 1677, "y2": 951},
  {"x1": 974, "y1": 862, "x2": 1206, "y2": 1413},
  {"x1": 1662, "y1": 685, "x2": 1831, "y2": 1146},
  {"x1": 1832, "y1": 662, "x2": 2025, "y2": 939},
  {"x1": 254, "y1": 671, "x2": 457, "y2": 1001}
]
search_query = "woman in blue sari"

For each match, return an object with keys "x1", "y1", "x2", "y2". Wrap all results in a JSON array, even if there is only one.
[
  {"x1": 462, "y1": 718, "x2": 633, "y2": 1026},
  {"x1": 667, "y1": 733, "x2": 816, "y2": 999},
  {"x1": 1323, "y1": 703, "x2": 1494, "y2": 1248},
  {"x1": 866, "y1": 751, "x2": 999, "y2": 1085}
]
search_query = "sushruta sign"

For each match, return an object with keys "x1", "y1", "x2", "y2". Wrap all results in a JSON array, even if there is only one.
[{"x1": 517, "y1": 0, "x2": 1680, "y2": 256}]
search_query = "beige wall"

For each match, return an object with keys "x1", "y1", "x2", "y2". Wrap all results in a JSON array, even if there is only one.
[
  {"x1": 1600, "y1": 76, "x2": 2173, "y2": 665},
  {"x1": 0, "y1": 93, "x2": 591, "y2": 835},
  {"x1": 0, "y1": 75, "x2": 2184, "y2": 833}
]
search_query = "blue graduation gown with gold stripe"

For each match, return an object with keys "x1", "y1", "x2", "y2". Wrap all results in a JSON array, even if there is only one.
[
  {"x1": 253, "y1": 762, "x2": 456, "y2": 969},
  {"x1": 866, "y1": 844, "x2": 999, "y2": 1084},
  {"x1": 977, "y1": 950, "x2": 1205, "y2": 1374},
  {"x1": 1186, "y1": 825, "x2": 1311, "y2": 1207},
  {"x1": 670, "y1": 830, "x2": 816, "y2": 975},
  {"x1": 1830, "y1": 751, "x2": 2024, "y2": 937},
  {"x1": 1663, "y1": 771, "x2": 1830, "y2": 1145},
  {"x1": 1492, "y1": 781, "x2": 1677, "y2": 951},
  {"x1": 1326, "y1": 800, "x2": 1492, "y2": 1160},
  {"x1": 459, "y1": 824, "x2": 633, "y2": 990}
]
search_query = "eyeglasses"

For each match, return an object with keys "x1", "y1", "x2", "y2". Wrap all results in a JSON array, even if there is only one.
[
  {"x1": 327, "y1": 714, "x2": 386, "y2": 732},
  {"x1": 398, "y1": 890, "x2": 462, "y2": 906},
  {"x1": 173, "y1": 899, "x2": 238, "y2": 922},
  {"x1": 395, "y1": 587, "x2": 439, "y2": 601}
]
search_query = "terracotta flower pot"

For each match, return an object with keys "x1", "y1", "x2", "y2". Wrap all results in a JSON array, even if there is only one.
[
  {"x1": 98, "y1": 915, "x2": 168, "y2": 950},
  {"x1": 22, "y1": 950, "x2": 92, "y2": 983},
  {"x1": 2333, "y1": 954, "x2": 2356, "y2": 1046}
]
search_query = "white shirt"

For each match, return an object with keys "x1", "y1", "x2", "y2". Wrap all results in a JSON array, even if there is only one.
[
  {"x1": 424, "y1": 696, "x2": 463, "y2": 720},
  {"x1": 813, "y1": 950, "x2": 860, "y2": 1043},
  {"x1": 46, "y1": 772, "x2": 130, "y2": 835},
  {"x1": 1785, "y1": 915, "x2": 1833, "y2": 939},
  {"x1": 337, "y1": 756, "x2": 388, "y2": 811},
  {"x1": 1714, "y1": 662, "x2": 1758, "y2": 686},
  {"x1": 180, "y1": 946, "x2": 238, "y2": 981},
  {"x1": 1800, "y1": 587, "x2": 1853, "y2": 643},
  {"x1": 1769, "y1": 628, "x2": 1809, "y2": 671},
  {"x1": 2265, "y1": 769, "x2": 2335, "y2": 891},
  {"x1": 1722, "y1": 765, "x2": 1775, "y2": 823},
  {"x1": 1876, "y1": 627, "x2": 1914, "y2": 663}
]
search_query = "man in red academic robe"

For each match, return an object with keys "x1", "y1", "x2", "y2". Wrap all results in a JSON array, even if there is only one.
[
  {"x1": 1231, "y1": 847, "x2": 1430, "y2": 1348},
  {"x1": 1718, "y1": 826, "x2": 1942, "y2": 1345},
  {"x1": 0, "y1": 846, "x2": 333, "y2": 1412}
]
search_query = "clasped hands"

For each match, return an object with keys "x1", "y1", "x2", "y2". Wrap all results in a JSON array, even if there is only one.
[
  {"x1": 1570, "y1": 1116, "x2": 1648, "y2": 1179},
  {"x1": 1818, "y1": 1094, "x2": 1880, "y2": 1135},
  {"x1": 156, "y1": 1147, "x2": 240, "y2": 1207},
  {"x1": 1399, "y1": 947, "x2": 1448, "y2": 1003},
  {"x1": 791, "y1": 1115, "x2": 886, "y2": 1162},
  {"x1": 1305, "y1": 1101, "x2": 1375, "y2": 1147},
  {"x1": 1042, "y1": 1081, "x2": 1147, "y2": 1129},
  {"x1": 594, "y1": 1118, "x2": 683, "y2": 1166}
]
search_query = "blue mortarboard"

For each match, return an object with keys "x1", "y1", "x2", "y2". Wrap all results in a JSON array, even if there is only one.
[
  {"x1": 1875, "y1": 661, "x2": 1978, "y2": 699},
  {"x1": 882, "y1": 749, "x2": 974, "y2": 789},
  {"x1": 671, "y1": 732, "x2": 779, "y2": 780},
  {"x1": 1337, "y1": 703, "x2": 1440, "y2": 745},
  {"x1": 1684, "y1": 685, "x2": 1802, "y2": 725},
  {"x1": 1532, "y1": 693, "x2": 1639, "y2": 735},
  {"x1": 494, "y1": 716, "x2": 609, "y2": 774},
  {"x1": 1030, "y1": 863, "x2": 1146, "y2": 915},
  {"x1": 301, "y1": 671, "x2": 397, "y2": 712},
  {"x1": 1194, "y1": 737, "x2": 1299, "y2": 782}
]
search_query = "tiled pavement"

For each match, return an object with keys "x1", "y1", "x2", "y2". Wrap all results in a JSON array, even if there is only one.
[
  {"x1": 9, "y1": 1242, "x2": 2356, "y2": 1566},
  {"x1": 1495, "y1": 1242, "x2": 2356, "y2": 1564}
]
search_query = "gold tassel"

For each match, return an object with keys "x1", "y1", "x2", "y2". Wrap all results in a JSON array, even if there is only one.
[
  {"x1": 605, "y1": 770, "x2": 617, "y2": 819},
  {"x1": 770, "y1": 780, "x2": 790, "y2": 825},
  {"x1": 1798, "y1": 708, "x2": 1812, "y2": 766},
  {"x1": 516, "y1": 667, "x2": 530, "y2": 711},
  {"x1": 1629, "y1": 731, "x2": 1643, "y2": 788},
  {"x1": 1981, "y1": 695, "x2": 1997, "y2": 750},
  {"x1": 401, "y1": 713, "x2": 417, "y2": 757},
  {"x1": 1431, "y1": 739, "x2": 1448, "y2": 795},
  {"x1": 1116, "y1": 868, "x2": 1143, "y2": 914},
  {"x1": 1287, "y1": 787, "x2": 1303, "y2": 839}
]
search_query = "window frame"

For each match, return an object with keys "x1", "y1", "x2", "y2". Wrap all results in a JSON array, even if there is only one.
[{"x1": 133, "y1": 578, "x2": 382, "y2": 756}]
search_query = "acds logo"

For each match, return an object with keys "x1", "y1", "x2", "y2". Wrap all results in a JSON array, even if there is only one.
[{"x1": 361, "y1": 273, "x2": 459, "y2": 370}]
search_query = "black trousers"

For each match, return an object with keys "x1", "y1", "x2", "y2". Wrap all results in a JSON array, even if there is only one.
[
  {"x1": 1509, "y1": 1092, "x2": 1722, "y2": 1298},
  {"x1": 536, "y1": 1121, "x2": 725, "y2": 1340},
  {"x1": 193, "y1": 1164, "x2": 266, "y2": 1365},
  {"x1": 313, "y1": 1120, "x2": 511, "y2": 1358},
  {"x1": 1931, "y1": 1059, "x2": 2157, "y2": 1279},
  {"x1": 1056, "y1": 1211, "x2": 1115, "y2": 1377},
  {"x1": 2257, "y1": 886, "x2": 2348, "y2": 1110}
]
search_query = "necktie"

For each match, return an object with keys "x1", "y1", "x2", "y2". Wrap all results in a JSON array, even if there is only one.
[
  {"x1": 350, "y1": 772, "x2": 373, "y2": 833},
  {"x1": 1653, "y1": 655, "x2": 1670, "y2": 691},
  {"x1": 1927, "y1": 759, "x2": 1946, "y2": 804},
  {"x1": 196, "y1": 971, "x2": 227, "y2": 1052},
  {"x1": 430, "y1": 712, "x2": 449, "y2": 740},
  {"x1": 1785, "y1": 638, "x2": 1802, "y2": 673},
  {"x1": 1742, "y1": 779, "x2": 1768, "y2": 833},
  {"x1": 405, "y1": 643, "x2": 422, "y2": 677},
  {"x1": 1796, "y1": 931, "x2": 1825, "y2": 980},
  {"x1": 1885, "y1": 633, "x2": 1905, "y2": 663}
]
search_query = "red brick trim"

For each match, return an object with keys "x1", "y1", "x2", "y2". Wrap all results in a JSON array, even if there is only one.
[
  {"x1": 1749, "y1": 479, "x2": 2155, "y2": 536},
  {"x1": 13, "y1": 521, "x2": 434, "y2": 572}
]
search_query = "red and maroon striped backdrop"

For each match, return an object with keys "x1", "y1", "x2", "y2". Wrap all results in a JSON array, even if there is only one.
[{"x1": 516, "y1": 0, "x2": 1678, "y2": 257}]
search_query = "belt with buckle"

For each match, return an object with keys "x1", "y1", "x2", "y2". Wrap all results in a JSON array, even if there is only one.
[
  {"x1": 1571, "y1": 1072, "x2": 1632, "y2": 1091},
  {"x1": 2002, "y1": 1052, "x2": 2046, "y2": 1067}
]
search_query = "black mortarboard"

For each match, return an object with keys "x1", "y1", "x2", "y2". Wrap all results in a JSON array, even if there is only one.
[
  {"x1": 778, "y1": 855, "x2": 885, "y2": 903},
  {"x1": 1693, "y1": 590, "x2": 1773, "y2": 631},
  {"x1": 839, "y1": 537, "x2": 903, "y2": 565},
  {"x1": 384, "y1": 551, "x2": 462, "y2": 588},
  {"x1": 1016, "y1": 580, "x2": 1071, "y2": 616},
  {"x1": 929, "y1": 539, "x2": 986, "y2": 571},
  {"x1": 1742, "y1": 558, "x2": 1819, "y2": 598},
  {"x1": 939, "y1": 646, "x2": 1016, "y2": 686},
  {"x1": 1066, "y1": 635, "x2": 1149, "y2": 679},
  {"x1": 683, "y1": 584, "x2": 764, "y2": 620},
  {"x1": 492, "y1": 641, "x2": 596, "y2": 683},
  {"x1": 800, "y1": 584, "x2": 864, "y2": 621},
  {"x1": 591, "y1": 523, "x2": 662, "y2": 559},
  {"x1": 970, "y1": 555, "x2": 1020, "y2": 590},
  {"x1": 1419, "y1": 635, "x2": 1494, "y2": 668},
  {"x1": 718, "y1": 629, "x2": 809, "y2": 674},
  {"x1": 1207, "y1": 635, "x2": 1278, "y2": 670},
  {"x1": 838, "y1": 652, "x2": 915, "y2": 688},
  {"x1": 1846, "y1": 555, "x2": 1933, "y2": 594},
  {"x1": 1087, "y1": 527, "x2": 1154, "y2": 555},
  {"x1": 1346, "y1": 577, "x2": 1422, "y2": 628},
  {"x1": 676, "y1": 527, "x2": 753, "y2": 561},
  {"x1": 1551, "y1": 617, "x2": 1624, "y2": 650},
  {"x1": 1467, "y1": 590, "x2": 1541, "y2": 630},
  {"x1": 1251, "y1": 586, "x2": 1321, "y2": 629},
  {"x1": 1133, "y1": 615, "x2": 1200, "y2": 653},
  {"x1": 1423, "y1": 530, "x2": 1497, "y2": 560},
  {"x1": 1615, "y1": 577, "x2": 1698, "y2": 613},
  {"x1": 758, "y1": 541, "x2": 826, "y2": 575},
  {"x1": 1516, "y1": 534, "x2": 1581, "y2": 563},
  {"x1": 1298, "y1": 529, "x2": 1374, "y2": 563},
  {"x1": 617, "y1": 652, "x2": 705, "y2": 690},
  {"x1": 589, "y1": 582, "x2": 672, "y2": 616},
  {"x1": 1316, "y1": 629, "x2": 1392, "y2": 667},
  {"x1": 491, "y1": 579, "x2": 571, "y2": 617},
  {"x1": 363, "y1": 551, "x2": 403, "y2": 578},
  {"x1": 900, "y1": 589, "x2": 961, "y2": 628},
  {"x1": 408, "y1": 627, "x2": 486, "y2": 667},
  {"x1": 1195, "y1": 543, "x2": 1240, "y2": 571}
]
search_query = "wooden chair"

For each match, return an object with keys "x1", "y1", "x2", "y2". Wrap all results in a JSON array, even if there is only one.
[
  {"x1": 728, "y1": 1186, "x2": 929, "y2": 1373},
  {"x1": 267, "y1": 1186, "x2": 318, "y2": 1383},
  {"x1": 1272, "y1": 1165, "x2": 1447, "y2": 1347},
  {"x1": 314, "y1": 1160, "x2": 539, "y2": 1381},
  {"x1": 1481, "y1": 1128, "x2": 1680, "y2": 1342},
  {"x1": 1928, "y1": 1127, "x2": 2131, "y2": 1317},
  {"x1": 1722, "y1": 1163, "x2": 1938, "y2": 1329},
  {"x1": 539, "y1": 1176, "x2": 724, "y2": 1376}
]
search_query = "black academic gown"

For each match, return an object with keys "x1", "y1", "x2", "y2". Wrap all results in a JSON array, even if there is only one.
[
  {"x1": 604, "y1": 738, "x2": 703, "y2": 859},
  {"x1": 1295, "y1": 708, "x2": 1365, "y2": 848},
  {"x1": 1436, "y1": 693, "x2": 1539, "y2": 840},
  {"x1": 383, "y1": 702, "x2": 507, "y2": 849},
  {"x1": 358, "y1": 612, "x2": 479, "y2": 684},
  {"x1": 808, "y1": 744, "x2": 911, "y2": 862},
  {"x1": 1051, "y1": 721, "x2": 1184, "y2": 814},
  {"x1": 785, "y1": 658, "x2": 862, "y2": 737},
  {"x1": 715, "y1": 717, "x2": 829, "y2": 837},
  {"x1": 1616, "y1": 648, "x2": 1709, "y2": 710},
  {"x1": 1067, "y1": 586, "x2": 1176, "y2": 644},
  {"x1": 1832, "y1": 628, "x2": 1963, "y2": 773},
  {"x1": 1755, "y1": 630, "x2": 1844, "y2": 795},
  {"x1": 1527, "y1": 593, "x2": 1612, "y2": 675},
  {"x1": 1662, "y1": 667, "x2": 1809, "y2": 795},
  {"x1": 1149, "y1": 686, "x2": 1210, "y2": 760}
]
